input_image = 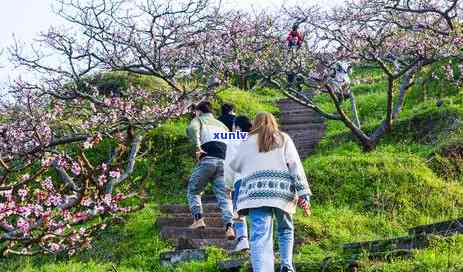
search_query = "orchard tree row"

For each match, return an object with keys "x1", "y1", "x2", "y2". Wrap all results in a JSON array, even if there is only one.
[{"x1": 0, "y1": 0, "x2": 462, "y2": 256}]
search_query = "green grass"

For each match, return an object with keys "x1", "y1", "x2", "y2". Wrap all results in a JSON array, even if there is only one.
[
  {"x1": 2, "y1": 70, "x2": 463, "y2": 271},
  {"x1": 0, "y1": 205, "x2": 227, "y2": 272}
]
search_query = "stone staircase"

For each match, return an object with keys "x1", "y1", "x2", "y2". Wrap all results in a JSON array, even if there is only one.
[
  {"x1": 156, "y1": 195, "x2": 234, "y2": 251},
  {"x1": 278, "y1": 98, "x2": 326, "y2": 158}
]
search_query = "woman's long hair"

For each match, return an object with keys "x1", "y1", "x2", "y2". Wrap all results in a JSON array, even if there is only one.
[{"x1": 250, "y1": 112, "x2": 284, "y2": 153}]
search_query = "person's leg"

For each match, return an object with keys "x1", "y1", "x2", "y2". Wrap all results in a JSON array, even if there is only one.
[
  {"x1": 234, "y1": 216, "x2": 246, "y2": 239},
  {"x1": 231, "y1": 214, "x2": 250, "y2": 252},
  {"x1": 232, "y1": 180, "x2": 244, "y2": 237},
  {"x1": 275, "y1": 208, "x2": 295, "y2": 272},
  {"x1": 241, "y1": 215, "x2": 248, "y2": 238},
  {"x1": 187, "y1": 159, "x2": 215, "y2": 224},
  {"x1": 249, "y1": 207, "x2": 274, "y2": 272},
  {"x1": 232, "y1": 180, "x2": 241, "y2": 213},
  {"x1": 231, "y1": 180, "x2": 249, "y2": 251},
  {"x1": 211, "y1": 159, "x2": 234, "y2": 229}
]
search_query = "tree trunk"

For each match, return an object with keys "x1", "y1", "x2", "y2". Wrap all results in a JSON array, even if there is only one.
[{"x1": 350, "y1": 92, "x2": 361, "y2": 129}]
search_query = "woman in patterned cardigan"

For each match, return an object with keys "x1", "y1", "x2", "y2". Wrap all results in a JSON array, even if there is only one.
[{"x1": 230, "y1": 112, "x2": 312, "y2": 272}]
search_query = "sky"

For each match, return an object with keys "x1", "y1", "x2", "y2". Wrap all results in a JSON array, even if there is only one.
[{"x1": 0, "y1": 0, "x2": 345, "y2": 90}]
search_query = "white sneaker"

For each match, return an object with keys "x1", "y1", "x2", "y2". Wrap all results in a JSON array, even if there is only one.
[
  {"x1": 188, "y1": 218, "x2": 206, "y2": 229},
  {"x1": 231, "y1": 237, "x2": 249, "y2": 253}
]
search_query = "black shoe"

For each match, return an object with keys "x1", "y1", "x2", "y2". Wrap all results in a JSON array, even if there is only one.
[
  {"x1": 280, "y1": 266, "x2": 294, "y2": 272},
  {"x1": 225, "y1": 224, "x2": 235, "y2": 240},
  {"x1": 194, "y1": 213, "x2": 203, "y2": 221}
]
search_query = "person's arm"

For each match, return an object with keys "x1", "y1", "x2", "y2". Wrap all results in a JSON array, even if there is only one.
[
  {"x1": 284, "y1": 134, "x2": 312, "y2": 214},
  {"x1": 224, "y1": 163, "x2": 236, "y2": 190},
  {"x1": 224, "y1": 141, "x2": 237, "y2": 190},
  {"x1": 229, "y1": 143, "x2": 244, "y2": 174},
  {"x1": 285, "y1": 136, "x2": 311, "y2": 195},
  {"x1": 186, "y1": 118, "x2": 203, "y2": 153}
]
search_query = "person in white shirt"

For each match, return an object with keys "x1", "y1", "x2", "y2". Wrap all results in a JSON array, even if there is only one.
[
  {"x1": 230, "y1": 112, "x2": 312, "y2": 272},
  {"x1": 224, "y1": 115, "x2": 252, "y2": 253}
]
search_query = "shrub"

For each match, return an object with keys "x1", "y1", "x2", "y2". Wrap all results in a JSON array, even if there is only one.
[
  {"x1": 144, "y1": 118, "x2": 195, "y2": 203},
  {"x1": 304, "y1": 151, "x2": 463, "y2": 226},
  {"x1": 215, "y1": 87, "x2": 281, "y2": 118},
  {"x1": 429, "y1": 134, "x2": 463, "y2": 183}
]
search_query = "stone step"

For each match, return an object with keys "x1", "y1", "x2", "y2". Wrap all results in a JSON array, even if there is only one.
[
  {"x1": 160, "y1": 226, "x2": 228, "y2": 240},
  {"x1": 160, "y1": 203, "x2": 221, "y2": 214},
  {"x1": 342, "y1": 235, "x2": 430, "y2": 253},
  {"x1": 217, "y1": 259, "x2": 359, "y2": 272},
  {"x1": 163, "y1": 212, "x2": 223, "y2": 218},
  {"x1": 279, "y1": 99, "x2": 316, "y2": 111},
  {"x1": 285, "y1": 133, "x2": 325, "y2": 139},
  {"x1": 408, "y1": 218, "x2": 463, "y2": 236},
  {"x1": 291, "y1": 136, "x2": 325, "y2": 145},
  {"x1": 156, "y1": 216, "x2": 224, "y2": 228},
  {"x1": 281, "y1": 123, "x2": 326, "y2": 132},
  {"x1": 362, "y1": 249, "x2": 413, "y2": 261},
  {"x1": 189, "y1": 238, "x2": 235, "y2": 250},
  {"x1": 160, "y1": 249, "x2": 206, "y2": 267},
  {"x1": 218, "y1": 250, "x2": 411, "y2": 271},
  {"x1": 280, "y1": 110, "x2": 321, "y2": 117},
  {"x1": 286, "y1": 137, "x2": 324, "y2": 146},
  {"x1": 202, "y1": 195, "x2": 218, "y2": 203},
  {"x1": 174, "y1": 237, "x2": 235, "y2": 250},
  {"x1": 280, "y1": 114, "x2": 325, "y2": 124}
]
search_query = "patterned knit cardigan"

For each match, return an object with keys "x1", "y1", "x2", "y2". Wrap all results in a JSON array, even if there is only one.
[{"x1": 230, "y1": 133, "x2": 312, "y2": 215}]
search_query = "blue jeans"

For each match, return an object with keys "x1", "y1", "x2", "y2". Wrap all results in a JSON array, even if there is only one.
[
  {"x1": 187, "y1": 157, "x2": 233, "y2": 227},
  {"x1": 233, "y1": 180, "x2": 248, "y2": 239},
  {"x1": 249, "y1": 207, "x2": 295, "y2": 272}
]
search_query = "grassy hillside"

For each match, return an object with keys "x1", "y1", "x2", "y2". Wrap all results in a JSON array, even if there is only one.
[{"x1": 2, "y1": 69, "x2": 463, "y2": 271}]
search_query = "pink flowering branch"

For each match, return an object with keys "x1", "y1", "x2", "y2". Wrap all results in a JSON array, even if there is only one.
[{"x1": 277, "y1": 0, "x2": 463, "y2": 151}]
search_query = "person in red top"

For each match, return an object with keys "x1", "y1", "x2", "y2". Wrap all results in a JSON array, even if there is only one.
[{"x1": 286, "y1": 24, "x2": 303, "y2": 49}]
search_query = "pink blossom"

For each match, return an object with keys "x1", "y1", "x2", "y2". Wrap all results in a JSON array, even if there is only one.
[
  {"x1": 73, "y1": 212, "x2": 89, "y2": 223},
  {"x1": 81, "y1": 197, "x2": 94, "y2": 207},
  {"x1": 71, "y1": 162, "x2": 81, "y2": 176},
  {"x1": 46, "y1": 194, "x2": 63, "y2": 207},
  {"x1": 98, "y1": 175, "x2": 107, "y2": 186},
  {"x1": 20, "y1": 174, "x2": 30, "y2": 182},
  {"x1": 103, "y1": 194, "x2": 112, "y2": 205},
  {"x1": 109, "y1": 170, "x2": 121, "y2": 179},
  {"x1": 16, "y1": 205, "x2": 32, "y2": 217},
  {"x1": 62, "y1": 210, "x2": 72, "y2": 221},
  {"x1": 17, "y1": 188, "x2": 28, "y2": 200},
  {"x1": 54, "y1": 227, "x2": 64, "y2": 235},
  {"x1": 49, "y1": 243, "x2": 61, "y2": 253},
  {"x1": 42, "y1": 177, "x2": 54, "y2": 191},
  {"x1": 42, "y1": 156, "x2": 55, "y2": 167},
  {"x1": 56, "y1": 156, "x2": 69, "y2": 169},
  {"x1": 16, "y1": 218, "x2": 30, "y2": 234},
  {"x1": 113, "y1": 193, "x2": 125, "y2": 202},
  {"x1": 79, "y1": 227, "x2": 86, "y2": 236}
]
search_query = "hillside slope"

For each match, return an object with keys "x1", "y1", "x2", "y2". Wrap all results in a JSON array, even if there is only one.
[{"x1": 1, "y1": 70, "x2": 463, "y2": 271}]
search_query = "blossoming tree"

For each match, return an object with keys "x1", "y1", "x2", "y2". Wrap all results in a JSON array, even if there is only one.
[
  {"x1": 276, "y1": 0, "x2": 463, "y2": 151},
  {"x1": 0, "y1": 0, "x2": 221, "y2": 256}
]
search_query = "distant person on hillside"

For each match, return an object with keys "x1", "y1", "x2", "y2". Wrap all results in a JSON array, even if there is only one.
[
  {"x1": 224, "y1": 115, "x2": 253, "y2": 253},
  {"x1": 186, "y1": 101, "x2": 235, "y2": 240},
  {"x1": 286, "y1": 24, "x2": 303, "y2": 49},
  {"x1": 230, "y1": 112, "x2": 312, "y2": 272},
  {"x1": 218, "y1": 103, "x2": 236, "y2": 131}
]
